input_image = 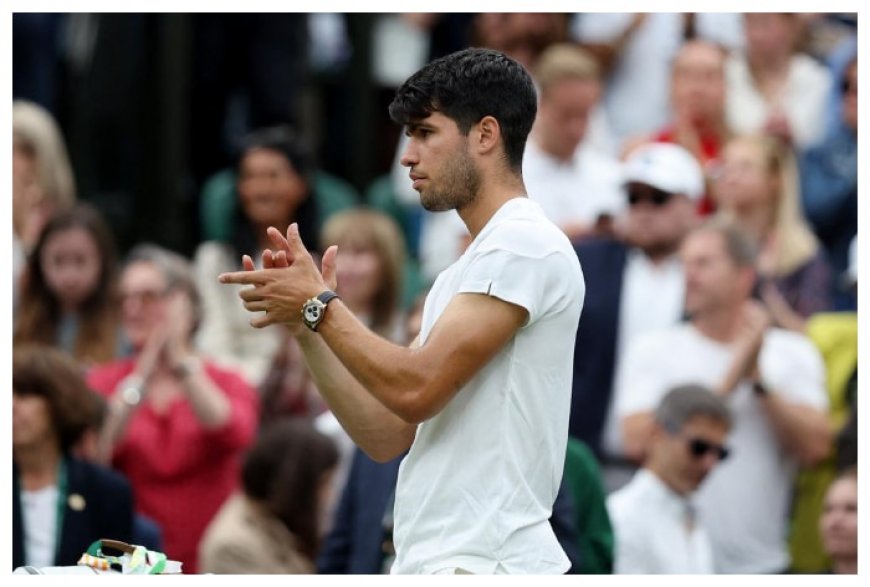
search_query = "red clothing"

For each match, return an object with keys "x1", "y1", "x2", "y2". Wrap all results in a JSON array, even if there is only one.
[
  {"x1": 654, "y1": 126, "x2": 722, "y2": 216},
  {"x1": 87, "y1": 359, "x2": 259, "y2": 573}
]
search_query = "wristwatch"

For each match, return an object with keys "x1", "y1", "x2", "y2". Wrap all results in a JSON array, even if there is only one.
[
  {"x1": 120, "y1": 375, "x2": 145, "y2": 407},
  {"x1": 301, "y1": 290, "x2": 340, "y2": 332}
]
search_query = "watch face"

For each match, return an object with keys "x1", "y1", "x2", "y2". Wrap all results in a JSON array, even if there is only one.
[{"x1": 304, "y1": 302, "x2": 324, "y2": 323}]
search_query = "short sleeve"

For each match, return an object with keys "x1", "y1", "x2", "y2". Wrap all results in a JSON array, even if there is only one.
[
  {"x1": 760, "y1": 331, "x2": 829, "y2": 410},
  {"x1": 457, "y1": 248, "x2": 576, "y2": 325}
]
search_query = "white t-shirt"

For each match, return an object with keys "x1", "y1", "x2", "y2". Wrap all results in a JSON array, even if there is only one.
[
  {"x1": 725, "y1": 53, "x2": 833, "y2": 149},
  {"x1": 391, "y1": 197, "x2": 586, "y2": 574},
  {"x1": 22, "y1": 485, "x2": 60, "y2": 568},
  {"x1": 523, "y1": 140, "x2": 626, "y2": 228},
  {"x1": 614, "y1": 323, "x2": 828, "y2": 573},
  {"x1": 607, "y1": 469, "x2": 715, "y2": 574}
]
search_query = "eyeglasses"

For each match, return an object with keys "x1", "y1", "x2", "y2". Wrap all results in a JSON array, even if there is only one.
[
  {"x1": 120, "y1": 289, "x2": 167, "y2": 305},
  {"x1": 627, "y1": 185, "x2": 674, "y2": 207},
  {"x1": 686, "y1": 437, "x2": 730, "y2": 461}
]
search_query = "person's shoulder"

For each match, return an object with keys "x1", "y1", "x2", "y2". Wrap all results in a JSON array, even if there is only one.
[{"x1": 484, "y1": 200, "x2": 574, "y2": 258}]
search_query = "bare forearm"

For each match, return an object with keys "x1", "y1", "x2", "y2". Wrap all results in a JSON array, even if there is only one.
[
  {"x1": 178, "y1": 363, "x2": 232, "y2": 429},
  {"x1": 758, "y1": 391, "x2": 832, "y2": 466},
  {"x1": 317, "y1": 302, "x2": 440, "y2": 422},
  {"x1": 296, "y1": 328, "x2": 416, "y2": 462}
]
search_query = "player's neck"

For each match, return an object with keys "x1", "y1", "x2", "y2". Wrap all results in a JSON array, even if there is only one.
[{"x1": 457, "y1": 173, "x2": 527, "y2": 239}]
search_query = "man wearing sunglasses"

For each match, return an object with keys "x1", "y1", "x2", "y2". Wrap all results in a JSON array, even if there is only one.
[
  {"x1": 569, "y1": 142, "x2": 703, "y2": 492},
  {"x1": 608, "y1": 385, "x2": 731, "y2": 574},
  {"x1": 613, "y1": 220, "x2": 830, "y2": 573}
]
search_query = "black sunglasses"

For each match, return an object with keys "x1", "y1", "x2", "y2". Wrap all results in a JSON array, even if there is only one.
[
  {"x1": 687, "y1": 437, "x2": 730, "y2": 461},
  {"x1": 627, "y1": 185, "x2": 673, "y2": 207}
]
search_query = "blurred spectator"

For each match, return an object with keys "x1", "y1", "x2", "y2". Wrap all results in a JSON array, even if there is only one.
[
  {"x1": 319, "y1": 208, "x2": 407, "y2": 340},
  {"x1": 524, "y1": 43, "x2": 625, "y2": 241},
  {"x1": 70, "y1": 390, "x2": 164, "y2": 553},
  {"x1": 799, "y1": 55, "x2": 857, "y2": 311},
  {"x1": 13, "y1": 345, "x2": 134, "y2": 569},
  {"x1": 608, "y1": 385, "x2": 731, "y2": 574},
  {"x1": 14, "y1": 204, "x2": 123, "y2": 366},
  {"x1": 712, "y1": 134, "x2": 832, "y2": 331},
  {"x1": 199, "y1": 419, "x2": 339, "y2": 574},
  {"x1": 818, "y1": 467, "x2": 857, "y2": 574},
  {"x1": 13, "y1": 100, "x2": 77, "y2": 311},
  {"x1": 725, "y1": 13, "x2": 832, "y2": 149},
  {"x1": 470, "y1": 13, "x2": 569, "y2": 71},
  {"x1": 570, "y1": 143, "x2": 703, "y2": 491},
  {"x1": 87, "y1": 244, "x2": 259, "y2": 573},
  {"x1": 614, "y1": 219, "x2": 831, "y2": 573},
  {"x1": 194, "y1": 126, "x2": 319, "y2": 387},
  {"x1": 571, "y1": 13, "x2": 744, "y2": 146},
  {"x1": 624, "y1": 39, "x2": 731, "y2": 215}
]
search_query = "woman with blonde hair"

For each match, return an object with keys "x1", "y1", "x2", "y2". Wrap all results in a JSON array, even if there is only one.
[
  {"x1": 712, "y1": 134, "x2": 832, "y2": 330},
  {"x1": 13, "y1": 100, "x2": 77, "y2": 310},
  {"x1": 320, "y1": 208, "x2": 407, "y2": 339}
]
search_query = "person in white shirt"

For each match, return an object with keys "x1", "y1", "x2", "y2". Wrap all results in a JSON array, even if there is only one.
[
  {"x1": 220, "y1": 48, "x2": 586, "y2": 574},
  {"x1": 725, "y1": 13, "x2": 832, "y2": 149},
  {"x1": 524, "y1": 43, "x2": 625, "y2": 241},
  {"x1": 570, "y1": 13, "x2": 744, "y2": 145},
  {"x1": 609, "y1": 384, "x2": 732, "y2": 574},
  {"x1": 614, "y1": 219, "x2": 832, "y2": 573}
]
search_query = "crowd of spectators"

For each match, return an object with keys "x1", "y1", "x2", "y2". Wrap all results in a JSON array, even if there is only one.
[{"x1": 11, "y1": 12, "x2": 858, "y2": 575}]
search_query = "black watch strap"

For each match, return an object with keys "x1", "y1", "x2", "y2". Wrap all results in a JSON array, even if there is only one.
[{"x1": 317, "y1": 290, "x2": 340, "y2": 305}]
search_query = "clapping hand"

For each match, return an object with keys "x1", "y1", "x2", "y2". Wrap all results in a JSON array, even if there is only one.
[{"x1": 219, "y1": 223, "x2": 338, "y2": 331}]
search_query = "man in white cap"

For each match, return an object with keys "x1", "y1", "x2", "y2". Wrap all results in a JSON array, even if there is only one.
[{"x1": 569, "y1": 142, "x2": 704, "y2": 492}]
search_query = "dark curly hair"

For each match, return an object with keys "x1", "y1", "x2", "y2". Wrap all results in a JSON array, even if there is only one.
[
  {"x1": 13, "y1": 345, "x2": 103, "y2": 454},
  {"x1": 388, "y1": 47, "x2": 537, "y2": 171}
]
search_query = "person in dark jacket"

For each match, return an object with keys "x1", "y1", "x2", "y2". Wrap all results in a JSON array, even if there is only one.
[{"x1": 13, "y1": 345, "x2": 134, "y2": 570}]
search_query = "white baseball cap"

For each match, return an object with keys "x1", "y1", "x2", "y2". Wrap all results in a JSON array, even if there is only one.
[{"x1": 622, "y1": 142, "x2": 705, "y2": 201}]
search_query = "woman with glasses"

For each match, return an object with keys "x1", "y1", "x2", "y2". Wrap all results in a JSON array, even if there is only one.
[{"x1": 86, "y1": 244, "x2": 259, "y2": 574}]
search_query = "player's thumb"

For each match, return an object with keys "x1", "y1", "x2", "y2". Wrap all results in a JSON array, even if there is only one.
[{"x1": 321, "y1": 245, "x2": 339, "y2": 290}]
